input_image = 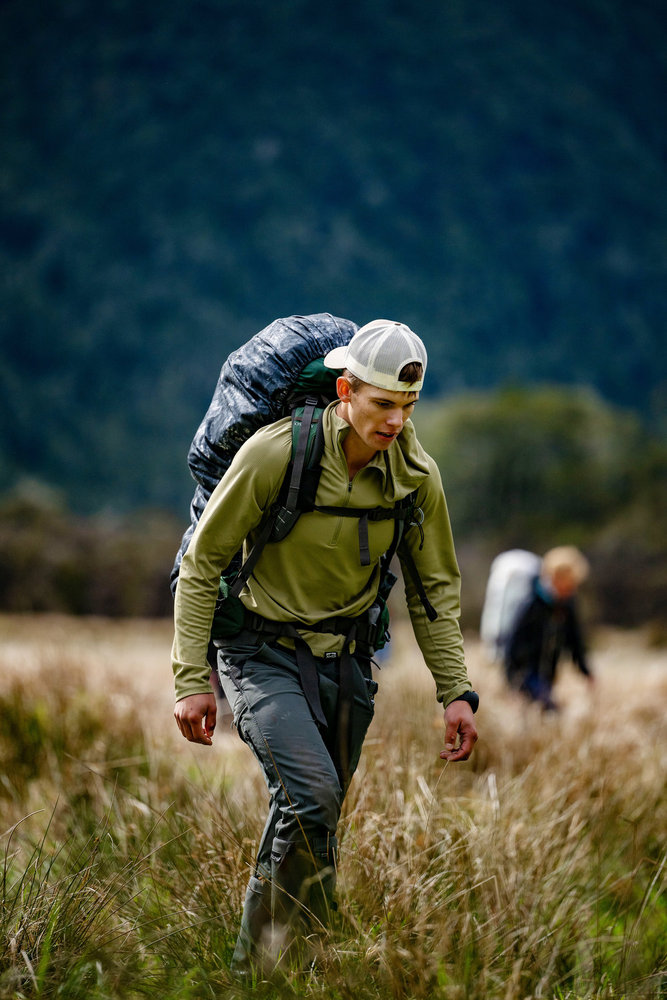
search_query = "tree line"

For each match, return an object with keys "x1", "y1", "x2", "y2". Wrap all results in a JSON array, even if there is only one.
[{"x1": 2, "y1": 0, "x2": 665, "y2": 515}]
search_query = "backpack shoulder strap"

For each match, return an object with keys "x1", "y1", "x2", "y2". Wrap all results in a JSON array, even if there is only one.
[
  {"x1": 271, "y1": 396, "x2": 326, "y2": 540},
  {"x1": 229, "y1": 399, "x2": 325, "y2": 596}
]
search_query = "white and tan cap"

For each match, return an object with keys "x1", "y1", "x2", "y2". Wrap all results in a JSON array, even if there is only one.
[{"x1": 323, "y1": 319, "x2": 427, "y2": 391}]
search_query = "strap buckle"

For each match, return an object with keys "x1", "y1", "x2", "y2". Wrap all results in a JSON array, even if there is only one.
[{"x1": 410, "y1": 505, "x2": 425, "y2": 527}]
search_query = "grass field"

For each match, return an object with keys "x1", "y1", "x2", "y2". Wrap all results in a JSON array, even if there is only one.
[{"x1": 1, "y1": 613, "x2": 665, "y2": 999}]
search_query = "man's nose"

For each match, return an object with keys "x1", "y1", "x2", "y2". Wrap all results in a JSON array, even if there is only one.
[{"x1": 386, "y1": 409, "x2": 404, "y2": 428}]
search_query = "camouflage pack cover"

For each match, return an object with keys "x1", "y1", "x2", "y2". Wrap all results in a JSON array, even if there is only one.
[{"x1": 171, "y1": 313, "x2": 357, "y2": 587}]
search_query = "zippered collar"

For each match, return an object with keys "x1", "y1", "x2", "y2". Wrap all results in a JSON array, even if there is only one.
[{"x1": 323, "y1": 401, "x2": 430, "y2": 501}]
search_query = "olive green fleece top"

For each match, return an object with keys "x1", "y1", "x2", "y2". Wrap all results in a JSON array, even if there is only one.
[{"x1": 172, "y1": 403, "x2": 472, "y2": 707}]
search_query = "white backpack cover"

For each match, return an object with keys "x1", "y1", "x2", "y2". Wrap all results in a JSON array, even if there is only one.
[{"x1": 480, "y1": 549, "x2": 542, "y2": 660}]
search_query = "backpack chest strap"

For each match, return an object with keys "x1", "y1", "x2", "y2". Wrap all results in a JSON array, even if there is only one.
[{"x1": 313, "y1": 500, "x2": 416, "y2": 566}]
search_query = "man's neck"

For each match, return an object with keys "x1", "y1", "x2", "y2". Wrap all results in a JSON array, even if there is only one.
[
  {"x1": 337, "y1": 403, "x2": 377, "y2": 478},
  {"x1": 343, "y1": 431, "x2": 377, "y2": 477}
]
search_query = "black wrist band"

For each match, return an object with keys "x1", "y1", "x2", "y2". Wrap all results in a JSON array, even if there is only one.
[{"x1": 449, "y1": 691, "x2": 479, "y2": 714}]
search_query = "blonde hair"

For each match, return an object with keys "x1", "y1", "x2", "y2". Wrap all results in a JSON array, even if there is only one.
[{"x1": 541, "y1": 546, "x2": 590, "y2": 586}]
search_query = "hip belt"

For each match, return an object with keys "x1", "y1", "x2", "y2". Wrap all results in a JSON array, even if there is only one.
[{"x1": 239, "y1": 609, "x2": 376, "y2": 784}]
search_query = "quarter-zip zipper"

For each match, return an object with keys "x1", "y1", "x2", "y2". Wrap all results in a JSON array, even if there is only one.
[{"x1": 329, "y1": 473, "x2": 354, "y2": 546}]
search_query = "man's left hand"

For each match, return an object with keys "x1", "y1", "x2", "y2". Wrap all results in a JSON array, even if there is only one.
[{"x1": 441, "y1": 700, "x2": 478, "y2": 762}]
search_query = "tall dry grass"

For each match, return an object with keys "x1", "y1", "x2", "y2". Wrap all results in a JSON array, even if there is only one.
[{"x1": 0, "y1": 613, "x2": 665, "y2": 999}]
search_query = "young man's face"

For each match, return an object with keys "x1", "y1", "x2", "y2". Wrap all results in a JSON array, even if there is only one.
[{"x1": 337, "y1": 377, "x2": 419, "y2": 456}]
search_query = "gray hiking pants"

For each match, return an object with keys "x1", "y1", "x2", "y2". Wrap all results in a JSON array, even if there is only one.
[{"x1": 216, "y1": 631, "x2": 376, "y2": 969}]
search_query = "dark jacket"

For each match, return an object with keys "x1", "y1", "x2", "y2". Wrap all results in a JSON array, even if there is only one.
[{"x1": 505, "y1": 579, "x2": 590, "y2": 690}]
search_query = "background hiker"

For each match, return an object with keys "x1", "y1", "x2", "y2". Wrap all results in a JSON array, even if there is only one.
[
  {"x1": 171, "y1": 317, "x2": 478, "y2": 971},
  {"x1": 504, "y1": 545, "x2": 594, "y2": 711}
]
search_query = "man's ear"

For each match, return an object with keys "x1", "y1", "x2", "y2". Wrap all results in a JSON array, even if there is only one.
[{"x1": 336, "y1": 375, "x2": 352, "y2": 402}]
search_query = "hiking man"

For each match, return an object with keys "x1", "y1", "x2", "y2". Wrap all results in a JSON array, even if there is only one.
[
  {"x1": 505, "y1": 545, "x2": 594, "y2": 711},
  {"x1": 171, "y1": 319, "x2": 478, "y2": 970}
]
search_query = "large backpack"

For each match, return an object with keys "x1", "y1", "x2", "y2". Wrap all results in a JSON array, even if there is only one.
[
  {"x1": 171, "y1": 313, "x2": 435, "y2": 648},
  {"x1": 171, "y1": 313, "x2": 356, "y2": 589},
  {"x1": 480, "y1": 549, "x2": 542, "y2": 660}
]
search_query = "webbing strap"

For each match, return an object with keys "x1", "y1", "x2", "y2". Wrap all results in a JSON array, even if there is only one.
[
  {"x1": 229, "y1": 399, "x2": 320, "y2": 597},
  {"x1": 294, "y1": 635, "x2": 327, "y2": 728},
  {"x1": 241, "y1": 609, "x2": 361, "y2": 784},
  {"x1": 398, "y1": 540, "x2": 438, "y2": 621},
  {"x1": 286, "y1": 398, "x2": 318, "y2": 513},
  {"x1": 313, "y1": 503, "x2": 413, "y2": 521},
  {"x1": 313, "y1": 500, "x2": 415, "y2": 568},
  {"x1": 240, "y1": 612, "x2": 328, "y2": 727},
  {"x1": 228, "y1": 515, "x2": 276, "y2": 599},
  {"x1": 358, "y1": 513, "x2": 370, "y2": 565},
  {"x1": 333, "y1": 624, "x2": 357, "y2": 787}
]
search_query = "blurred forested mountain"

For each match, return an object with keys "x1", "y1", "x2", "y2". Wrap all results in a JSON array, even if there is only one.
[{"x1": 1, "y1": 0, "x2": 665, "y2": 516}]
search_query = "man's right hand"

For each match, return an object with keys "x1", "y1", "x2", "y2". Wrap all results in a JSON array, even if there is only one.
[{"x1": 174, "y1": 693, "x2": 217, "y2": 745}]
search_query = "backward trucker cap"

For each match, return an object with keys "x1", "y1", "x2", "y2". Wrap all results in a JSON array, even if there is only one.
[{"x1": 323, "y1": 319, "x2": 427, "y2": 392}]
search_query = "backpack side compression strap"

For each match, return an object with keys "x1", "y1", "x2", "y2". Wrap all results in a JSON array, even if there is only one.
[{"x1": 397, "y1": 539, "x2": 438, "y2": 622}]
